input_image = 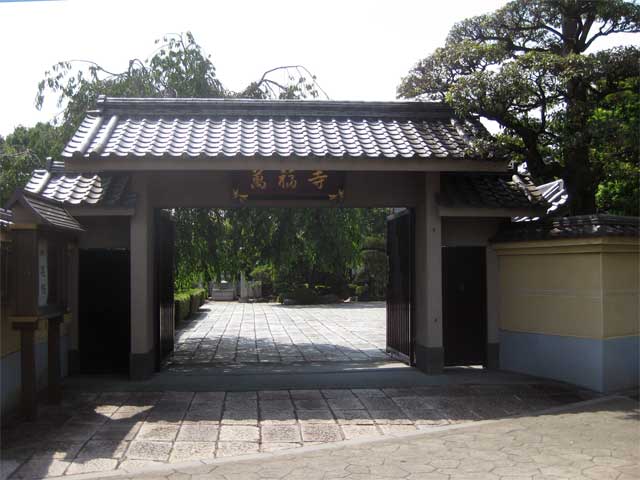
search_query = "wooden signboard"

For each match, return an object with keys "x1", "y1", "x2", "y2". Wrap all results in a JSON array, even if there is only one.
[{"x1": 232, "y1": 170, "x2": 345, "y2": 202}]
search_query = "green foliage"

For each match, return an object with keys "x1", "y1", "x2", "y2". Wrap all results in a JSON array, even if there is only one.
[
  {"x1": 250, "y1": 264, "x2": 274, "y2": 283},
  {"x1": 0, "y1": 123, "x2": 64, "y2": 205},
  {"x1": 36, "y1": 32, "x2": 322, "y2": 137},
  {"x1": 12, "y1": 32, "x2": 389, "y2": 300},
  {"x1": 174, "y1": 207, "x2": 390, "y2": 301},
  {"x1": 174, "y1": 287, "x2": 206, "y2": 322},
  {"x1": 354, "y1": 285, "x2": 368, "y2": 298},
  {"x1": 399, "y1": 0, "x2": 640, "y2": 215},
  {"x1": 359, "y1": 236, "x2": 388, "y2": 300},
  {"x1": 590, "y1": 79, "x2": 640, "y2": 216},
  {"x1": 31, "y1": 32, "x2": 327, "y2": 292},
  {"x1": 288, "y1": 285, "x2": 320, "y2": 305}
]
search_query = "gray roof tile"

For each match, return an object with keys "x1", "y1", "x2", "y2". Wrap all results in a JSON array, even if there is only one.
[
  {"x1": 493, "y1": 215, "x2": 640, "y2": 242},
  {"x1": 62, "y1": 97, "x2": 492, "y2": 161},
  {"x1": 7, "y1": 191, "x2": 83, "y2": 232},
  {"x1": 439, "y1": 173, "x2": 560, "y2": 212},
  {"x1": 24, "y1": 167, "x2": 135, "y2": 208},
  {"x1": 0, "y1": 208, "x2": 12, "y2": 229}
]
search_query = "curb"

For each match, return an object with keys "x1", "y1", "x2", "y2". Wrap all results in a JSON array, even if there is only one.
[{"x1": 53, "y1": 394, "x2": 633, "y2": 480}]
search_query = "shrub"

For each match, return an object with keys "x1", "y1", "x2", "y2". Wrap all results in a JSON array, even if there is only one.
[
  {"x1": 355, "y1": 285, "x2": 368, "y2": 298},
  {"x1": 174, "y1": 287, "x2": 206, "y2": 323},
  {"x1": 286, "y1": 285, "x2": 319, "y2": 305}
]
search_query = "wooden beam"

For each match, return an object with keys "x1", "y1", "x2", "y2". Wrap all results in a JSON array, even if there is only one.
[{"x1": 438, "y1": 206, "x2": 542, "y2": 218}]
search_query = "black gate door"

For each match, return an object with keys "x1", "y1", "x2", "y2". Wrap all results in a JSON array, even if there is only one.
[
  {"x1": 79, "y1": 249, "x2": 130, "y2": 374},
  {"x1": 442, "y1": 246, "x2": 487, "y2": 366},
  {"x1": 386, "y1": 209, "x2": 414, "y2": 364},
  {"x1": 154, "y1": 210, "x2": 176, "y2": 368}
]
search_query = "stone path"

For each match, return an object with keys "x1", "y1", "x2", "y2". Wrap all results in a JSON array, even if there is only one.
[
  {"x1": 6, "y1": 396, "x2": 638, "y2": 480},
  {"x1": 1, "y1": 383, "x2": 598, "y2": 479},
  {"x1": 169, "y1": 302, "x2": 390, "y2": 365}
]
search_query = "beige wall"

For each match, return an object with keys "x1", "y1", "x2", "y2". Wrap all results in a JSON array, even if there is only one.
[
  {"x1": 602, "y1": 251, "x2": 640, "y2": 338},
  {"x1": 494, "y1": 238, "x2": 639, "y2": 340}
]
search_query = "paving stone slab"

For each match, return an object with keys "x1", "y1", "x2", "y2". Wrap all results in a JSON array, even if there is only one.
[
  {"x1": 169, "y1": 442, "x2": 216, "y2": 463},
  {"x1": 218, "y1": 426, "x2": 260, "y2": 443},
  {"x1": 126, "y1": 441, "x2": 173, "y2": 461},
  {"x1": 75, "y1": 440, "x2": 129, "y2": 459},
  {"x1": 301, "y1": 424, "x2": 343, "y2": 442},
  {"x1": 11, "y1": 457, "x2": 71, "y2": 479},
  {"x1": 137, "y1": 425, "x2": 180, "y2": 442},
  {"x1": 295, "y1": 410, "x2": 336, "y2": 424},
  {"x1": 333, "y1": 410, "x2": 375, "y2": 425},
  {"x1": 340, "y1": 424, "x2": 382, "y2": 440},
  {"x1": 261, "y1": 425, "x2": 302, "y2": 443},
  {"x1": 176, "y1": 425, "x2": 219, "y2": 442},
  {"x1": 216, "y1": 442, "x2": 260, "y2": 458},
  {"x1": 221, "y1": 410, "x2": 259, "y2": 426},
  {"x1": 66, "y1": 458, "x2": 119, "y2": 475}
]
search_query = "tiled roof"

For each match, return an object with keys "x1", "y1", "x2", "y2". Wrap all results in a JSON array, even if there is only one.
[
  {"x1": 8, "y1": 191, "x2": 84, "y2": 232},
  {"x1": 0, "y1": 208, "x2": 12, "y2": 229},
  {"x1": 62, "y1": 96, "x2": 491, "y2": 161},
  {"x1": 439, "y1": 173, "x2": 557, "y2": 212},
  {"x1": 25, "y1": 168, "x2": 135, "y2": 207},
  {"x1": 492, "y1": 215, "x2": 640, "y2": 242}
]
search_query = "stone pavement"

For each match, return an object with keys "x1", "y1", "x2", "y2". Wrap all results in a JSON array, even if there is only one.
[
  {"x1": 169, "y1": 302, "x2": 390, "y2": 365},
  {"x1": 1, "y1": 381, "x2": 599, "y2": 479},
  {"x1": 6, "y1": 396, "x2": 638, "y2": 480}
]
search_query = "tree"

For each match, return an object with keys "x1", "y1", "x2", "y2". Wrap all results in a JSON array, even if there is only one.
[
  {"x1": 399, "y1": 0, "x2": 640, "y2": 215},
  {"x1": 590, "y1": 78, "x2": 639, "y2": 214},
  {"x1": 37, "y1": 32, "x2": 323, "y2": 138},
  {"x1": 0, "y1": 123, "x2": 64, "y2": 205},
  {"x1": 32, "y1": 32, "x2": 383, "y2": 295}
]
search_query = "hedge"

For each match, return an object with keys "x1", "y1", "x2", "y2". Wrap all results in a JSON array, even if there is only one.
[{"x1": 174, "y1": 288, "x2": 206, "y2": 324}]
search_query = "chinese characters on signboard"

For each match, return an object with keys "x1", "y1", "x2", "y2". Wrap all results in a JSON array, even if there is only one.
[{"x1": 233, "y1": 170, "x2": 344, "y2": 202}]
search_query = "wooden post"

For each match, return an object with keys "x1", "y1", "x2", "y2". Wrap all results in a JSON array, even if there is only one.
[
  {"x1": 13, "y1": 321, "x2": 39, "y2": 420},
  {"x1": 47, "y1": 315, "x2": 63, "y2": 404}
]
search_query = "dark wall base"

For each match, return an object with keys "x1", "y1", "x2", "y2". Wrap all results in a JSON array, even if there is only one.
[
  {"x1": 68, "y1": 349, "x2": 80, "y2": 375},
  {"x1": 415, "y1": 343, "x2": 444, "y2": 374},
  {"x1": 130, "y1": 349, "x2": 155, "y2": 381},
  {"x1": 486, "y1": 342, "x2": 500, "y2": 369}
]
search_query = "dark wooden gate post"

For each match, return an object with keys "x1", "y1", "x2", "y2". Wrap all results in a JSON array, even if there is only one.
[
  {"x1": 13, "y1": 321, "x2": 38, "y2": 420},
  {"x1": 47, "y1": 315, "x2": 63, "y2": 404}
]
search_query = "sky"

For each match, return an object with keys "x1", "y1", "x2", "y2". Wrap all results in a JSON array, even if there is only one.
[
  {"x1": 0, "y1": 0, "x2": 637, "y2": 137},
  {"x1": 0, "y1": 0, "x2": 511, "y2": 135}
]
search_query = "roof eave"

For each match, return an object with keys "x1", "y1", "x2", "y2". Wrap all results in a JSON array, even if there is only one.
[
  {"x1": 64, "y1": 154, "x2": 508, "y2": 173},
  {"x1": 439, "y1": 206, "x2": 544, "y2": 218}
]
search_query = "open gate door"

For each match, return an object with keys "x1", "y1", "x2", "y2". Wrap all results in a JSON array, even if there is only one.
[
  {"x1": 386, "y1": 209, "x2": 415, "y2": 365},
  {"x1": 154, "y1": 210, "x2": 176, "y2": 369}
]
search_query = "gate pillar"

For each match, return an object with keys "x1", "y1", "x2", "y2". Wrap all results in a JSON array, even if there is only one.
[
  {"x1": 130, "y1": 176, "x2": 155, "y2": 380},
  {"x1": 414, "y1": 172, "x2": 444, "y2": 373}
]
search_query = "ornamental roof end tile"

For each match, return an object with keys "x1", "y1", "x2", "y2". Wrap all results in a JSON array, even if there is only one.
[{"x1": 439, "y1": 173, "x2": 560, "y2": 212}]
